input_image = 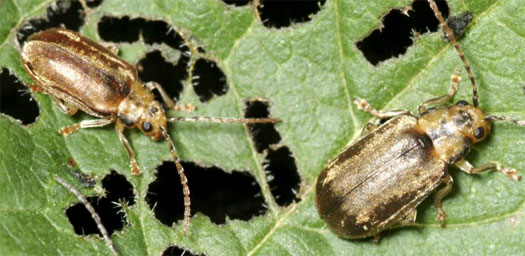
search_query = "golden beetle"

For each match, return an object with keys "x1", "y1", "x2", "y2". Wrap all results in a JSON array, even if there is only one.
[
  {"x1": 21, "y1": 28, "x2": 279, "y2": 233},
  {"x1": 316, "y1": 0, "x2": 525, "y2": 240}
]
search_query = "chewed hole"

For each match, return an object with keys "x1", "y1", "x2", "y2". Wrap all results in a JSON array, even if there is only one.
[
  {"x1": 257, "y1": 0, "x2": 327, "y2": 29},
  {"x1": 162, "y1": 246, "x2": 203, "y2": 256},
  {"x1": 98, "y1": 16, "x2": 143, "y2": 43},
  {"x1": 65, "y1": 171, "x2": 135, "y2": 236},
  {"x1": 0, "y1": 69, "x2": 39, "y2": 125},
  {"x1": 146, "y1": 162, "x2": 266, "y2": 226},
  {"x1": 98, "y1": 17, "x2": 188, "y2": 51},
  {"x1": 192, "y1": 59, "x2": 228, "y2": 102},
  {"x1": 137, "y1": 51, "x2": 187, "y2": 101},
  {"x1": 86, "y1": 0, "x2": 103, "y2": 8},
  {"x1": 141, "y1": 20, "x2": 187, "y2": 50},
  {"x1": 264, "y1": 147, "x2": 301, "y2": 206},
  {"x1": 244, "y1": 100, "x2": 281, "y2": 153},
  {"x1": 17, "y1": 0, "x2": 85, "y2": 45},
  {"x1": 356, "y1": 0, "x2": 449, "y2": 65},
  {"x1": 221, "y1": 0, "x2": 250, "y2": 6}
]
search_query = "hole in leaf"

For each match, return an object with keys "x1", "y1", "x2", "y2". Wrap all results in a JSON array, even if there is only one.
[
  {"x1": 98, "y1": 16, "x2": 144, "y2": 43},
  {"x1": 264, "y1": 147, "x2": 301, "y2": 206},
  {"x1": 17, "y1": 0, "x2": 86, "y2": 44},
  {"x1": 65, "y1": 171, "x2": 135, "y2": 236},
  {"x1": 192, "y1": 59, "x2": 228, "y2": 102},
  {"x1": 0, "y1": 68, "x2": 39, "y2": 125},
  {"x1": 137, "y1": 51, "x2": 187, "y2": 102},
  {"x1": 141, "y1": 20, "x2": 187, "y2": 50},
  {"x1": 356, "y1": 0, "x2": 449, "y2": 65},
  {"x1": 244, "y1": 100, "x2": 281, "y2": 153},
  {"x1": 222, "y1": 0, "x2": 251, "y2": 7},
  {"x1": 98, "y1": 17, "x2": 188, "y2": 51},
  {"x1": 146, "y1": 162, "x2": 266, "y2": 226},
  {"x1": 162, "y1": 246, "x2": 203, "y2": 256},
  {"x1": 257, "y1": 0, "x2": 327, "y2": 29},
  {"x1": 86, "y1": 0, "x2": 103, "y2": 8}
]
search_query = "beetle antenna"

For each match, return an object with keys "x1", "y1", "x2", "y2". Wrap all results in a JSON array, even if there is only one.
[
  {"x1": 168, "y1": 116, "x2": 280, "y2": 123},
  {"x1": 161, "y1": 126, "x2": 191, "y2": 235},
  {"x1": 54, "y1": 175, "x2": 119, "y2": 256},
  {"x1": 485, "y1": 116, "x2": 525, "y2": 126},
  {"x1": 428, "y1": 0, "x2": 479, "y2": 107}
]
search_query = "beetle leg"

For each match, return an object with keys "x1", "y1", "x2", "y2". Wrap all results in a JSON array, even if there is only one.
[
  {"x1": 52, "y1": 96, "x2": 78, "y2": 115},
  {"x1": 144, "y1": 81, "x2": 176, "y2": 109},
  {"x1": 434, "y1": 173, "x2": 453, "y2": 227},
  {"x1": 360, "y1": 123, "x2": 378, "y2": 136},
  {"x1": 371, "y1": 233, "x2": 381, "y2": 243},
  {"x1": 353, "y1": 98, "x2": 409, "y2": 120},
  {"x1": 28, "y1": 84, "x2": 44, "y2": 93},
  {"x1": 58, "y1": 118, "x2": 113, "y2": 136},
  {"x1": 115, "y1": 121, "x2": 141, "y2": 175},
  {"x1": 398, "y1": 208, "x2": 417, "y2": 225},
  {"x1": 456, "y1": 159, "x2": 521, "y2": 181},
  {"x1": 418, "y1": 71, "x2": 462, "y2": 113},
  {"x1": 144, "y1": 81, "x2": 195, "y2": 112}
]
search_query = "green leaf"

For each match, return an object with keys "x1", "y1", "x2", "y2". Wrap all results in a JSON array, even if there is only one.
[{"x1": 1, "y1": 0, "x2": 524, "y2": 255}]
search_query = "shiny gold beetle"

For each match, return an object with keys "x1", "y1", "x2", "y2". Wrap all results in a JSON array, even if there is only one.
[
  {"x1": 316, "y1": 0, "x2": 525, "y2": 240},
  {"x1": 21, "y1": 28, "x2": 279, "y2": 234}
]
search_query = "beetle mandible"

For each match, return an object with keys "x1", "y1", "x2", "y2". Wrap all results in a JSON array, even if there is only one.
[
  {"x1": 315, "y1": 0, "x2": 525, "y2": 240},
  {"x1": 21, "y1": 28, "x2": 279, "y2": 234}
]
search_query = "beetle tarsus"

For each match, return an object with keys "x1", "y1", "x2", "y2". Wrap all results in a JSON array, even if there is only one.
[
  {"x1": 59, "y1": 124, "x2": 80, "y2": 136},
  {"x1": 436, "y1": 208, "x2": 447, "y2": 228},
  {"x1": 456, "y1": 160, "x2": 521, "y2": 181},
  {"x1": 353, "y1": 98, "x2": 409, "y2": 120},
  {"x1": 131, "y1": 162, "x2": 141, "y2": 176}
]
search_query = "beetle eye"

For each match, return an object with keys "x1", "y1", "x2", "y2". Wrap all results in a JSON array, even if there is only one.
[
  {"x1": 142, "y1": 121, "x2": 153, "y2": 132},
  {"x1": 474, "y1": 127, "x2": 485, "y2": 139},
  {"x1": 456, "y1": 100, "x2": 469, "y2": 106}
]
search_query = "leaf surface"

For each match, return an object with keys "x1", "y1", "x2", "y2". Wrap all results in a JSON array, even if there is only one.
[{"x1": 0, "y1": 0, "x2": 524, "y2": 255}]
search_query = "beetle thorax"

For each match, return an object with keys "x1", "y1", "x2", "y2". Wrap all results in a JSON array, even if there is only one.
[{"x1": 418, "y1": 104, "x2": 491, "y2": 164}]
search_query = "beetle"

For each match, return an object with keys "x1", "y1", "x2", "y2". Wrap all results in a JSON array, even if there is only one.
[
  {"x1": 21, "y1": 28, "x2": 279, "y2": 234},
  {"x1": 315, "y1": 0, "x2": 525, "y2": 240}
]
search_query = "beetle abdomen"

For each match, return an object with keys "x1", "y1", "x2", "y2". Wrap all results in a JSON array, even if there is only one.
[
  {"x1": 316, "y1": 115, "x2": 446, "y2": 238},
  {"x1": 21, "y1": 29, "x2": 135, "y2": 117}
]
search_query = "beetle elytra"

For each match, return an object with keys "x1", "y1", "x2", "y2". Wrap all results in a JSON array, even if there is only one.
[
  {"x1": 315, "y1": 0, "x2": 525, "y2": 240},
  {"x1": 21, "y1": 28, "x2": 279, "y2": 234}
]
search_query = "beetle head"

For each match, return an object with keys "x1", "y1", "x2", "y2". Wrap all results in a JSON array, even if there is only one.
[
  {"x1": 450, "y1": 103, "x2": 491, "y2": 143},
  {"x1": 138, "y1": 101, "x2": 167, "y2": 141}
]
